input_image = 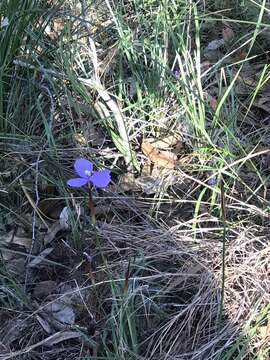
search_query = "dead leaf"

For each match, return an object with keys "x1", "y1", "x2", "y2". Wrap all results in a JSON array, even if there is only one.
[
  {"x1": 160, "y1": 150, "x2": 177, "y2": 162},
  {"x1": 43, "y1": 301, "x2": 75, "y2": 326},
  {"x1": 27, "y1": 247, "x2": 53, "y2": 268},
  {"x1": 222, "y1": 26, "x2": 234, "y2": 43},
  {"x1": 151, "y1": 135, "x2": 180, "y2": 150},
  {"x1": 240, "y1": 76, "x2": 257, "y2": 88},
  {"x1": 141, "y1": 141, "x2": 176, "y2": 169},
  {"x1": 234, "y1": 76, "x2": 256, "y2": 94},
  {"x1": 234, "y1": 65, "x2": 268, "y2": 95},
  {"x1": 75, "y1": 125, "x2": 105, "y2": 147},
  {"x1": 57, "y1": 282, "x2": 90, "y2": 305}
]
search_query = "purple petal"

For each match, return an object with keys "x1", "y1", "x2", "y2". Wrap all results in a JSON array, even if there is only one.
[
  {"x1": 74, "y1": 158, "x2": 93, "y2": 178},
  {"x1": 67, "y1": 178, "x2": 88, "y2": 187},
  {"x1": 90, "y1": 169, "x2": 111, "y2": 188}
]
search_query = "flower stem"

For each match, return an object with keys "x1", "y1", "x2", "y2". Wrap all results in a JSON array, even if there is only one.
[{"x1": 88, "y1": 184, "x2": 96, "y2": 225}]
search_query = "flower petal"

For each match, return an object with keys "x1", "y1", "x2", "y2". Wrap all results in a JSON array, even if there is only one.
[
  {"x1": 67, "y1": 178, "x2": 88, "y2": 187},
  {"x1": 74, "y1": 158, "x2": 93, "y2": 178},
  {"x1": 90, "y1": 170, "x2": 111, "y2": 188}
]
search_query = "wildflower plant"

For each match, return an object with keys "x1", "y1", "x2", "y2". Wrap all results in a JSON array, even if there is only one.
[{"x1": 67, "y1": 158, "x2": 111, "y2": 224}]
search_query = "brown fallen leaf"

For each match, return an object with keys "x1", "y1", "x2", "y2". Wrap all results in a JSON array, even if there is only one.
[
  {"x1": 151, "y1": 135, "x2": 181, "y2": 150},
  {"x1": 141, "y1": 141, "x2": 176, "y2": 169},
  {"x1": 239, "y1": 75, "x2": 257, "y2": 87},
  {"x1": 234, "y1": 65, "x2": 270, "y2": 95},
  {"x1": 160, "y1": 150, "x2": 177, "y2": 162}
]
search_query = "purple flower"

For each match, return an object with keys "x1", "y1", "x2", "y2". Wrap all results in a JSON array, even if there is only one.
[
  {"x1": 207, "y1": 177, "x2": 217, "y2": 186},
  {"x1": 67, "y1": 158, "x2": 111, "y2": 188}
]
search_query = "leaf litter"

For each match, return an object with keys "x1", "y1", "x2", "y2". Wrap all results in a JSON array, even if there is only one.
[
  {"x1": 37, "y1": 301, "x2": 76, "y2": 334},
  {"x1": 141, "y1": 140, "x2": 177, "y2": 169}
]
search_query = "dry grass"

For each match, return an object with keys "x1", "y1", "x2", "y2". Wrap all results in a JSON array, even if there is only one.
[{"x1": 1, "y1": 203, "x2": 269, "y2": 359}]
